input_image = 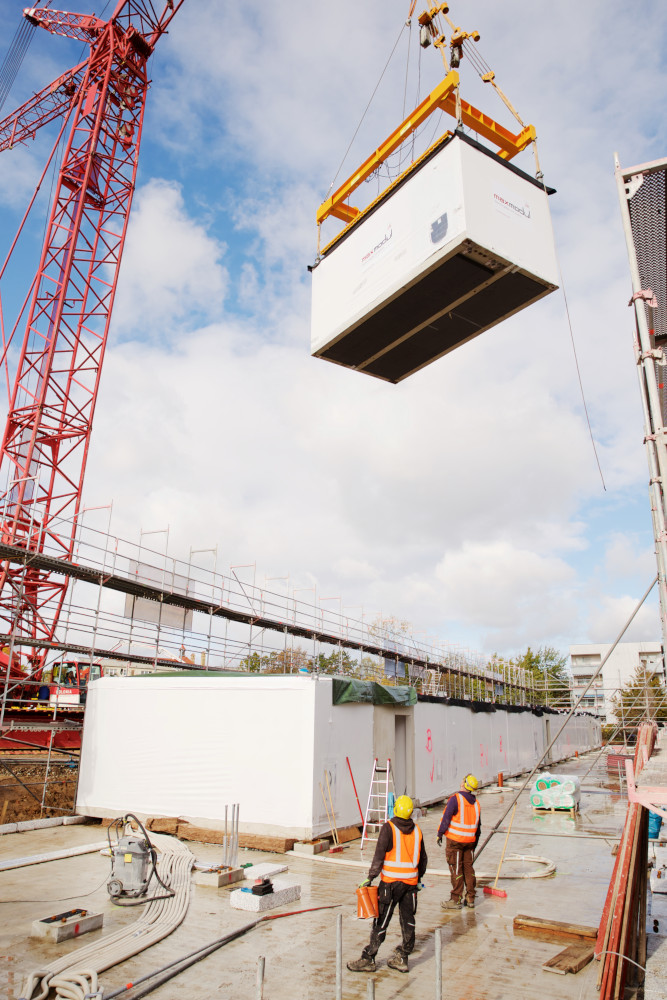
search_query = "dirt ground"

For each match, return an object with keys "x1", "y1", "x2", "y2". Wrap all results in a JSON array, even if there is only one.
[{"x1": 0, "y1": 760, "x2": 78, "y2": 824}]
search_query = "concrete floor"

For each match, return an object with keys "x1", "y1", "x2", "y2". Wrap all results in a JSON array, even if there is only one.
[{"x1": 0, "y1": 751, "x2": 647, "y2": 1000}]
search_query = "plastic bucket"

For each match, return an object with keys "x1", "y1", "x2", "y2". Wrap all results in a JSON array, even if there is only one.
[
  {"x1": 649, "y1": 811, "x2": 663, "y2": 840},
  {"x1": 356, "y1": 885, "x2": 379, "y2": 919}
]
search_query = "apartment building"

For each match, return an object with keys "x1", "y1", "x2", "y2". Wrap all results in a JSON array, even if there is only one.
[{"x1": 569, "y1": 641, "x2": 665, "y2": 722}]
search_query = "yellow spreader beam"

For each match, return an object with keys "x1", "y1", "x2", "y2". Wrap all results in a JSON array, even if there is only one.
[{"x1": 316, "y1": 70, "x2": 536, "y2": 227}]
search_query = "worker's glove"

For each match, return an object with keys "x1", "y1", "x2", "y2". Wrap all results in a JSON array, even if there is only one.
[
  {"x1": 359, "y1": 878, "x2": 373, "y2": 888},
  {"x1": 436, "y1": 837, "x2": 442, "y2": 847},
  {"x1": 417, "y1": 882, "x2": 425, "y2": 892}
]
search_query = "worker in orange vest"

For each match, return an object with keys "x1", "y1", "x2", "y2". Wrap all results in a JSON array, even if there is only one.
[
  {"x1": 437, "y1": 773, "x2": 481, "y2": 909},
  {"x1": 347, "y1": 794, "x2": 427, "y2": 974}
]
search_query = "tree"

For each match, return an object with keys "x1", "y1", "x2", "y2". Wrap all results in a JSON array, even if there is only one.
[
  {"x1": 611, "y1": 666, "x2": 667, "y2": 742},
  {"x1": 313, "y1": 650, "x2": 358, "y2": 675},
  {"x1": 238, "y1": 647, "x2": 312, "y2": 674},
  {"x1": 238, "y1": 651, "x2": 262, "y2": 673},
  {"x1": 514, "y1": 646, "x2": 571, "y2": 708}
]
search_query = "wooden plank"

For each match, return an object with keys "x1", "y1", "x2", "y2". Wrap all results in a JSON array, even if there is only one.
[
  {"x1": 543, "y1": 944, "x2": 595, "y2": 975},
  {"x1": 336, "y1": 825, "x2": 361, "y2": 844},
  {"x1": 177, "y1": 824, "x2": 296, "y2": 854},
  {"x1": 514, "y1": 914, "x2": 598, "y2": 943}
]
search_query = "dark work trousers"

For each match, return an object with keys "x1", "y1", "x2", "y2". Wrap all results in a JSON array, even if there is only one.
[
  {"x1": 361, "y1": 880, "x2": 418, "y2": 959},
  {"x1": 445, "y1": 838, "x2": 476, "y2": 902}
]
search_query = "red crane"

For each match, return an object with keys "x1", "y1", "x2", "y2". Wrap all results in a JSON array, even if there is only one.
[{"x1": 0, "y1": 1, "x2": 185, "y2": 681}]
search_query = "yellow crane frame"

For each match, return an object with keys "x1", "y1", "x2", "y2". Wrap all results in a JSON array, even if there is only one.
[{"x1": 316, "y1": 3, "x2": 536, "y2": 231}]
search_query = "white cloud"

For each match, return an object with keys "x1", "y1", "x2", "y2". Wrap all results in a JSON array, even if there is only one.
[
  {"x1": 112, "y1": 179, "x2": 228, "y2": 335},
  {"x1": 3, "y1": 0, "x2": 667, "y2": 661}
]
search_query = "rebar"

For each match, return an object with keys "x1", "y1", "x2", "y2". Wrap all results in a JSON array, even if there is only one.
[
  {"x1": 336, "y1": 912, "x2": 342, "y2": 1000},
  {"x1": 435, "y1": 927, "x2": 442, "y2": 1000},
  {"x1": 256, "y1": 956, "x2": 265, "y2": 1000}
]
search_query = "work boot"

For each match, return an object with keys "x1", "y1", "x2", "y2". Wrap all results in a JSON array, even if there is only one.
[
  {"x1": 465, "y1": 898, "x2": 476, "y2": 909},
  {"x1": 347, "y1": 956, "x2": 376, "y2": 973},
  {"x1": 441, "y1": 897, "x2": 463, "y2": 910},
  {"x1": 387, "y1": 950, "x2": 409, "y2": 973}
]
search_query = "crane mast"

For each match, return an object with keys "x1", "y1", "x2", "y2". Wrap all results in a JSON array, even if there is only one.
[{"x1": 0, "y1": 1, "x2": 184, "y2": 672}]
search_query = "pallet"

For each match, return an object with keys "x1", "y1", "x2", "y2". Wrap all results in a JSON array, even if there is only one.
[
  {"x1": 542, "y1": 944, "x2": 595, "y2": 975},
  {"x1": 532, "y1": 805, "x2": 578, "y2": 819}
]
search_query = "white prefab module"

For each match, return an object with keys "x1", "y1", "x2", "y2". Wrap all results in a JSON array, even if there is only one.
[
  {"x1": 77, "y1": 674, "x2": 600, "y2": 840},
  {"x1": 311, "y1": 132, "x2": 558, "y2": 383}
]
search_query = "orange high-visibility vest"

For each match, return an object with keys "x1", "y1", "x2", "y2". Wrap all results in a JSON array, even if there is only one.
[
  {"x1": 381, "y1": 820, "x2": 423, "y2": 885},
  {"x1": 446, "y1": 792, "x2": 480, "y2": 844}
]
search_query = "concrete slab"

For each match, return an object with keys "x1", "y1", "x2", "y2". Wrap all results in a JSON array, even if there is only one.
[
  {"x1": 230, "y1": 878, "x2": 301, "y2": 912},
  {"x1": 31, "y1": 907, "x2": 103, "y2": 942},
  {"x1": 243, "y1": 862, "x2": 288, "y2": 880},
  {"x1": 193, "y1": 866, "x2": 244, "y2": 888},
  {"x1": 0, "y1": 753, "x2": 648, "y2": 1000}
]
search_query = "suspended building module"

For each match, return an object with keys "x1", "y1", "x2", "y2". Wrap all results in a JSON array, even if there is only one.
[{"x1": 311, "y1": 132, "x2": 559, "y2": 383}]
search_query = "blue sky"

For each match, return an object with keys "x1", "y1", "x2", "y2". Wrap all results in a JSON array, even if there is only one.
[{"x1": 0, "y1": 0, "x2": 666, "y2": 657}]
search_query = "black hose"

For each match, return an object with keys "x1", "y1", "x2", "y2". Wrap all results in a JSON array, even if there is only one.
[
  {"x1": 103, "y1": 921, "x2": 260, "y2": 999},
  {"x1": 101, "y1": 904, "x2": 341, "y2": 999}
]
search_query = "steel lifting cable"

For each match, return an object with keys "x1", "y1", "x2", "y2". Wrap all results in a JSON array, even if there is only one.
[
  {"x1": 0, "y1": 17, "x2": 37, "y2": 116},
  {"x1": 322, "y1": 20, "x2": 409, "y2": 202}
]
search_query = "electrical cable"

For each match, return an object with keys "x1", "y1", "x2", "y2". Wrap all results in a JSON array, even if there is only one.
[{"x1": 0, "y1": 872, "x2": 110, "y2": 904}]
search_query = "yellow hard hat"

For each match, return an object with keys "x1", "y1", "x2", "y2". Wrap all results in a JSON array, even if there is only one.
[
  {"x1": 393, "y1": 795, "x2": 414, "y2": 819},
  {"x1": 463, "y1": 774, "x2": 479, "y2": 792}
]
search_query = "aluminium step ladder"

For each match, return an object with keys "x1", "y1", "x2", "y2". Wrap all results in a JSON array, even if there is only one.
[{"x1": 361, "y1": 758, "x2": 394, "y2": 850}]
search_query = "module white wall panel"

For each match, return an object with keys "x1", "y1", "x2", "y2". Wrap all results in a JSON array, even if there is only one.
[
  {"x1": 311, "y1": 679, "x2": 373, "y2": 837},
  {"x1": 413, "y1": 703, "x2": 600, "y2": 805},
  {"x1": 77, "y1": 676, "x2": 318, "y2": 838},
  {"x1": 460, "y1": 139, "x2": 557, "y2": 285},
  {"x1": 311, "y1": 148, "x2": 465, "y2": 355}
]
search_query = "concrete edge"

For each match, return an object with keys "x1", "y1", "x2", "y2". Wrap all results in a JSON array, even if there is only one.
[{"x1": 0, "y1": 815, "x2": 89, "y2": 836}]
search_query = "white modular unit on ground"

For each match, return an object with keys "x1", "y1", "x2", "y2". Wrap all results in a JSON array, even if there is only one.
[
  {"x1": 311, "y1": 133, "x2": 559, "y2": 383},
  {"x1": 77, "y1": 675, "x2": 600, "y2": 838}
]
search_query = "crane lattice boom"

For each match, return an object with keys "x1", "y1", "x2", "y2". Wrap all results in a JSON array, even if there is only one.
[{"x1": 0, "y1": 1, "x2": 185, "y2": 669}]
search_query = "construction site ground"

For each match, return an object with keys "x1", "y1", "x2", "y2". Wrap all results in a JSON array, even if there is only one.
[{"x1": 0, "y1": 750, "x2": 659, "y2": 1000}]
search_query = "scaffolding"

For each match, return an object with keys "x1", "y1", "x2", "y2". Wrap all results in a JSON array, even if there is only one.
[{"x1": 615, "y1": 152, "x2": 667, "y2": 657}]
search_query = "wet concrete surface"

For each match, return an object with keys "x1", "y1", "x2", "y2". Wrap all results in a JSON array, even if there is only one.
[{"x1": 0, "y1": 751, "x2": 640, "y2": 999}]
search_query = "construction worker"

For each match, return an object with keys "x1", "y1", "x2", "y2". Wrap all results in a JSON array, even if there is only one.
[
  {"x1": 437, "y1": 773, "x2": 481, "y2": 909},
  {"x1": 347, "y1": 794, "x2": 427, "y2": 974}
]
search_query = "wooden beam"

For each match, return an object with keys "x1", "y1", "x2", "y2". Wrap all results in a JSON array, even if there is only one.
[
  {"x1": 513, "y1": 914, "x2": 598, "y2": 944},
  {"x1": 542, "y1": 944, "x2": 595, "y2": 975}
]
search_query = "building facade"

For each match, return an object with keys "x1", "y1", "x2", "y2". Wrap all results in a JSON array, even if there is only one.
[{"x1": 569, "y1": 641, "x2": 665, "y2": 722}]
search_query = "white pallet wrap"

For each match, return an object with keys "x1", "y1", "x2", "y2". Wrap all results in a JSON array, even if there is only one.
[{"x1": 311, "y1": 133, "x2": 558, "y2": 383}]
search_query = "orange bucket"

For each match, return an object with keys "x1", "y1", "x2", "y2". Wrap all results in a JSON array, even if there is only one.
[{"x1": 356, "y1": 885, "x2": 379, "y2": 919}]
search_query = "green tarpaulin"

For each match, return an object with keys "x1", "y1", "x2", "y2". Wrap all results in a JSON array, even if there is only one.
[{"x1": 332, "y1": 678, "x2": 416, "y2": 706}]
